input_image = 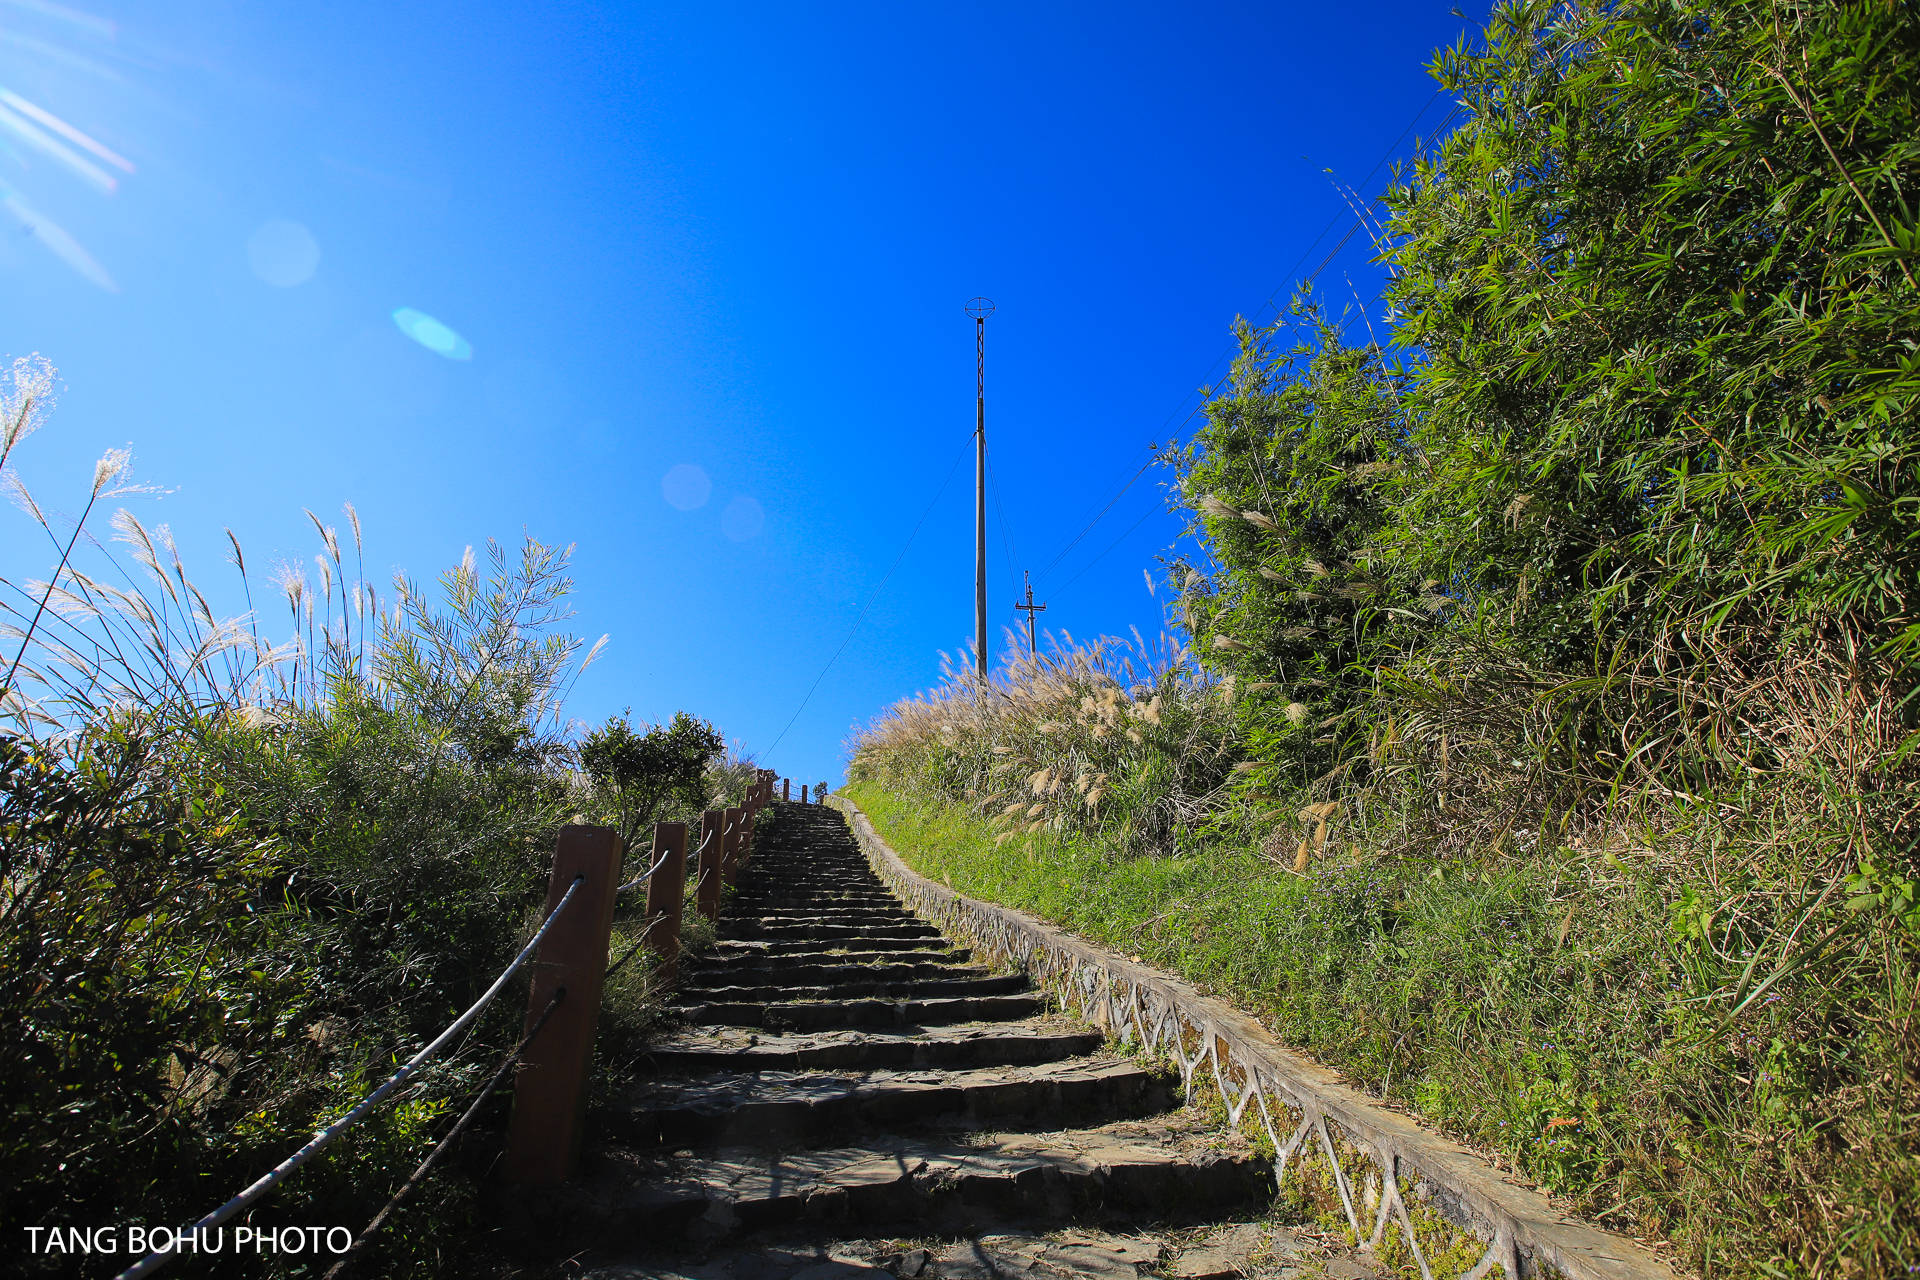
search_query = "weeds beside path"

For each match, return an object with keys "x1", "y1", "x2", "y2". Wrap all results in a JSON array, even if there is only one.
[{"x1": 844, "y1": 781, "x2": 1917, "y2": 1280}]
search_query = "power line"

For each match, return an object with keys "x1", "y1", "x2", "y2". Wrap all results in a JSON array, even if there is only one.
[
  {"x1": 986, "y1": 455, "x2": 1021, "y2": 595},
  {"x1": 1035, "y1": 451, "x2": 1156, "y2": 584},
  {"x1": 763, "y1": 436, "x2": 971, "y2": 758},
  {"x1": 1049, "y1": 498, "x2": 1166, "y2": 602},
  {"x1": 1026, "y1": 90, "x2": 1460, "y2": 596},
  {"x1": 1147, "y1": 87, "x2": 1456, "y2": 441}
]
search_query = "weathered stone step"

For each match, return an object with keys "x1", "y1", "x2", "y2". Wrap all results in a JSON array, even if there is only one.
[
  {"x1": 560, "y1": 1116, "x2": 1272, "y2": 1248},
  {"x1": 732, "y1": 884, "x2": 890, "y2": 899},
  {"x1": 682, "y1": 972, "x2": 1027, "y2": 1006},
  {"x1": 718, "y1": 921, "x2": 941, "y2": 942},
  {"x1": 610, "y1": 1056, "x2": 1169, "y2": 1149},
  {"x1": 677, "y1": 959, "x2": 986, "y2": 990},
  {"x1": 731, "y1": 901, "x2": 907, "y2": 916},
  {"x1": 722, "y1": 908, "x2": 921, "y2": 927},
  {"x1": 736, "y1": 874, "x2": 883, "y2": 886},
  {"x1": 691, "y1": 943, "x2": 973, "y2": 971},
  {"x1": 670, "y1": 992, "x2": 1046, "y2": 1030},
  {"x1": 643, "y1": 1021, "x2": 1106, "y2": 1074},
  {"x1": 577, "y1": 1222, "x2": 1302, "y2": 1280},
  {"x1": 704, "y1": 934, "x2": 956, "y2": 957}
]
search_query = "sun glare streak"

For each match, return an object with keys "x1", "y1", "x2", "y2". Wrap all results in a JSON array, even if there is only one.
[
  {"x1": 0, "y1": 100, "x2": 115, "y2": 192},
  {"x1": 1, "y1": 187, "x2": 117, "y2": 290},
  {"x1": 0, "y1": 27, "x2": 123, "y2": 81},
  {"x1": 0, "y1": 0, "x2": 115, "y2": 40},
  {"x1": 0, "y1": 89, "x2": 131, "y2": 171}
]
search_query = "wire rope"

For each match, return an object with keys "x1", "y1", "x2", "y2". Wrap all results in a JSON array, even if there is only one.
[
  {"x1": 1026, "y1": 91, "x2": 1462, "y2": 592},
  {"x1": 114, "y1": 875, "x2": 588, "y2": 1280},
  {"x1": 762, "y1": 435, "x2": 971, "y2": 758}
]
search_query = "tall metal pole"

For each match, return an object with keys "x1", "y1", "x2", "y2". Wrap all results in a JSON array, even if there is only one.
[{"x1": 966, "y1": 298, "x2": 995, "y2": 690}]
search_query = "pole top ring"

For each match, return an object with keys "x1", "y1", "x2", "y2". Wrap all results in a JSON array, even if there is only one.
[{"x1": 964, "y1": 297, "x2": 995, "y2": 319}]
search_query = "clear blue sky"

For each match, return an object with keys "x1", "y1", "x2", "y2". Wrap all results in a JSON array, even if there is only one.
[{"x1": 1, "y1": 0, "x2": 1481, "y2": 786}]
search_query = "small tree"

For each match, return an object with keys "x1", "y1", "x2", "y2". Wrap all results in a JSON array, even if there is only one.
[{"x1": 579, "y1": 710, "x2": 724, "y2": 844}]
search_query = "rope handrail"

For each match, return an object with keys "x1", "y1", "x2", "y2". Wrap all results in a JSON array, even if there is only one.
[
  {"x1": 614, "y1": 845, "x2": 674, "y2": 897},
  {"x1": 321, "y1": 987, "x2": 569, "y2": 1278},
  {"x1": 114, "y1": 874, "x2": 589, "y2": 1280},
  {"x1": 614, "y1": 826, "x2": 717, "y2": 897}
]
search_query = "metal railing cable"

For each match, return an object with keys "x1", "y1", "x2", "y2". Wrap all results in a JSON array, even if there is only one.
[
  {"x1": 320, "y1": 988, "x2": 568, "y2": 1279},
  {"x1": 114, "y1": 874, "x2": 589, "y2": 1280},
  {"x1": 614, "y1": 844, "x2": 677, "y2": 897},
  {"x1": 606, "y1": 828, "x2": 715, "y2": 981}
]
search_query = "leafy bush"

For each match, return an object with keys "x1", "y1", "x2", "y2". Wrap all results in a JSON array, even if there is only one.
[
  {"x1": 853, "y1": 2, "x2": 1920, "y2": 1273},
  {"x1": 580, "y1": 710, "x2": 724, "y2": 846},
  {"x1": 0, "y1": 363, "x2": 662, "y2": 1276}
]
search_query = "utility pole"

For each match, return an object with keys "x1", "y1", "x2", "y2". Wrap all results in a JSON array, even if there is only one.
[
  {"x1": 1014, "y1": 570, "x2": 1047, "y2": 656},
  {"x1": 965, "y1": 297, "x2": 994, "y2": 689}
]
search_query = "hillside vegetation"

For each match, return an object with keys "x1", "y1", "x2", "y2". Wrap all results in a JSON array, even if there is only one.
[
  {"x1": 0, "y1": 366, "x2": 747, "y2": 1277},
  {"x1": 850, "y1": 3, "x2": 1919, "y2": 1276}
]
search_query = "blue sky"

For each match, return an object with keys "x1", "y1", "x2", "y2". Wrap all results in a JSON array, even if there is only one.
[{"x1": 1, "y1": 0, "x2": 1480, "y2": 786}]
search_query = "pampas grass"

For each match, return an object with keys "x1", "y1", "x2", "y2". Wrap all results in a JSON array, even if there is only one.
[{"x1": 848, "y1": 627, "x2": 1244, "y2": 856}]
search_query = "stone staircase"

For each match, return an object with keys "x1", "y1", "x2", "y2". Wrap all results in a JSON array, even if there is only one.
[{"x1": 567, "y1": 803, "x2": 1370, "y2": 1280}]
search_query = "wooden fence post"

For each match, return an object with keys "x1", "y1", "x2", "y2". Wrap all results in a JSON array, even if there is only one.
[
  {"x1": 801, "y1": 783, "x2": 808, "y2": 804},
  {"x1": 696, "y1": 809, "x2": 724, "y2": 919},
  {"x1": 503, "y1": 824, "x2": 622, "y2": 1185},
  {"x1": 641, "y1": 821, "x2": 687, "y2": 982},
  {"x1": 782, "y1": 778, "x2": 790, "y2": 802}
]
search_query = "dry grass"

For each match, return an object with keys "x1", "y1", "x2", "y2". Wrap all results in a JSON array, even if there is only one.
[{"x1": 849, "y1": 629, "x2": 1245, "y2": 856}]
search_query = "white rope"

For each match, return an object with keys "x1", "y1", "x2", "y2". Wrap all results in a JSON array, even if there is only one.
[{"x1": 115, "y1": 875, "x2": 588, "y2": 1280}]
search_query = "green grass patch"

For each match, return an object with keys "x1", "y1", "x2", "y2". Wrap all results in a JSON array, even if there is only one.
[{"x1": 845, "y1": 780, "x2": 1918, "y2": 1279}]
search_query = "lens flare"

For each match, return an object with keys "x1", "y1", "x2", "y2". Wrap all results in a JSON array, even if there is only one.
[
  {"x1": 247, "y1": 219, "x2": 318, "y2": 287},
  {"x1": 721, "y1": 495, "x2": 765, "y2": 542},
  {"x1": 391, "y1": 307, "x2": 472, "y2": 361},
  {"x1": 662, "y1": 463, "x2": 711, "y2": 510}
]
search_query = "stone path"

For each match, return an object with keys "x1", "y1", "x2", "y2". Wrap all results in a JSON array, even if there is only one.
[{"x1": 570, "y1": 803, "x2": 1376, "y2": 1280}]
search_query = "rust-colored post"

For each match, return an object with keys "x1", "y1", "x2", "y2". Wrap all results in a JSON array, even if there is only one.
[
  {"x1": 695, "y1": 809, "x2": 724, "y2": 920},
  {"x1": 801, "y1": 783, "x2": 808, "y2": 804},
  {"x1": 641, "y1": 821, "x2": 687, "y2": 982},
  {"x1": 504, "y1": 824, "x2": 622, "y2": 1185}
]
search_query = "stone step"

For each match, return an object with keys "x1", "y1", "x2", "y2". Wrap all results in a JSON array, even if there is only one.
[
  {"x1": 689, "y1": 943, "x2": 973, "y2": 969},
  {"x1": 731, "y1": 901, "x2": 907, "y2": 916},
  {"x1": 718, "y1": 921, "x2": 941, "y2": 942},
  {"x1": 576, "y1": 1223, "x2": 1306, "y2": 1280},
  {"x1": 610, "y1": 1056, "x2": 1170, "y2": 1149},
  {"x1": 643, "y1": 1021, "x2": 1106, "y2": 1074},
  {"x1": 548, "y1": 1116, "x2": 1273, "y2": 1249},
  {"x1": 679, "y1": 972, "x2": 1028, "y2": 1006},
  {"x1": 677, "y1": 959, "x2": 987, "y2": 990},
  {"x1": 721, "y1": 905, "x2": 925, "y2": 924},
  {"x1": 731, "y1": 885, "x2": 890, "y2": 899},
  {"x1": 670, "y1": 992, "x2": 1047, "y2": 1030},
  {"x1": 703, "y1": 935, "x2": 957, "y2": 957}
]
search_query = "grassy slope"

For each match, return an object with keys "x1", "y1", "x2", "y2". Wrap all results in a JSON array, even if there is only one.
[{"x1": 843, "y1": 781, "x2": 1914, "y2": 1277}]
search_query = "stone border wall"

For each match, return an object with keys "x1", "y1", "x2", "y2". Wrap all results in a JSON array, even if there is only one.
[{"x1": 831, "y1": 795, "x2": 1675, "y2": 1280}]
